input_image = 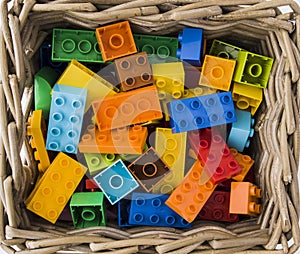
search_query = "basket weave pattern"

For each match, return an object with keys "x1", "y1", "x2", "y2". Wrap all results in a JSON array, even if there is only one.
[{"x1": 0, "y1": 0, "x2": 300, "y2": 253}]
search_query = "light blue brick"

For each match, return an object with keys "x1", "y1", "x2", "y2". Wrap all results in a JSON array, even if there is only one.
[
  {"x1": 168, "y1": 92, "x2": 236, "y2": 133},
  {"x1": 227, "y1": 109, "x2": 255, "y2": 152},
  {"x1": 176, "y1": 28, "x2": 203, "y2": 66},
  {"x1": 93, "y1": 159, "x2": 139, "y2": 205},
  {"x1": 46, "y1": 84, "x2": 87, "y2": 154},
  {"x1": 129, "y1": 193, "x2": 191, "y2": 228}
]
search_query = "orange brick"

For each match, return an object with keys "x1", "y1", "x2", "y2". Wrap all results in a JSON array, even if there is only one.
[
  {"x1": 96, "y1": 21, "x2": 137, "y2": 62},
  {"x1": 229, "y1": 182, "x2": 262, "y2": 216},
  {"x1": 199, "y1": 55, "x2": 236, "y2": 91},
  {"x1": 92, "y1": 85, "x2": 162, "y2": 131},
  {"x1": 230, "y1": 148, "x2": 254, "y2": 182},
  {"x1": 165, "y1": 160, "x2": 217, "y2": 223},
  {"x1": 115, "y1": 52, "x2": 153, "y2": 91},
  {"x1": 78, "y1": 125, "x2": 148, "y2": 154}
]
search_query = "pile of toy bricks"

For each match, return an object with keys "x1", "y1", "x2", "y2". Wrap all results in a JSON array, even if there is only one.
[{"x1": 26, "y1": 20, "x2": 273, "y2": 229}]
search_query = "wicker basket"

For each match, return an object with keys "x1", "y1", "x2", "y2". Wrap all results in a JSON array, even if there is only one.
[{"x1": 1, "y1": 0, "x2": 300, "y2": 253}]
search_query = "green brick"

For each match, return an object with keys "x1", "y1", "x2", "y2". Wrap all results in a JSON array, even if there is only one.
[
  {"x1": 34, "y1": 67, "x2": 59, "y2": 120},
  {"x1": 119, "y1": 143, "x2": 148, "y2": 162},
  {"x1": 233, "y1": 51, "x2": 274, "y2": 88},
  {"x1": 52, "y1": 28, "x2": 104, "y2": 63},
  {"x1": 84, "y1": 153, "x2": 120, "y2": 175},
  {"x1": 70, "y1": 192, "x2": 106, "y2": 228},
  {"x1": 133, "y1": 34, "x2": 178, "y2": 64},
  {"x1": 209, "y1": 40, "x2": 243, "y2": 60}
]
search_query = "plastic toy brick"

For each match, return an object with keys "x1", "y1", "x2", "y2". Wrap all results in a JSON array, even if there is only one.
[
  {"x1": 40, "y1": 40, "x2": 68, "y2": 74},
  {"x1": 229, "y1": 182, "x2": 262, "y2": 216},
  {"x1": 119, "y1": 143, "x2": 148, "y2": 162},
  {"x1": 227, "y1": 109, "x2": 255, "y2": 152},
  {"x1": 199, "y1": 55, "x2": 236, "y2": 91},
  {"x1": 85, "y1": 179, "x2": 100, "y2": 191},
  {"x1": 34, "y1": 67, "x2": 59, "y2": 120},
  {"x1": 95, "y1": 21, "x2": 137, "y2": 62},
  {"x1": 52, "y1": 28, "x2": 104, "y2": 63},
  {"x1": 128, "y1": 147, "x2": 171, "y2": 192},
  {"x1": 46, "y1": 84, "x2": 87, "y2": 154},
  {"x1": 233, "y1": 51, "x2": 274, "y2": 88},
  {"x1": 93, "y1": 159, "x2": 139, "y2": 205},
  {"x1": 198, "y1": 190, "x2": 239, "y2": 222},
  {"x1": 115, "y1": 52, "x2": 153, "y2": 91},
  {"x1": 78, "y1": 125, "x2": 148, "y2": 154},
  {"x1": 92, "y1": 85, "x2": 162, "y2": 131},
  {"x1": 118, "y1": 198, "x2": 132, "y2": 227},
  {"x1": 27, "y1": 110, "x2": 50, "y2": 173},
  {"x1": 133, "y1": 34, "x2": 178, "y2": 64},
  {"x1": 70, "y1": 192, "x2": 106, "y2": 228},
  {"x1": 230, "y1": 148, "x2": 254, "y2": 182},
  {"x1": 184, "y1": 65, "x2": 201, "y2": 89},
  {"x1": 152, "y1": 62, "x2": 184, "y2": 99},
  {"x1": 177, "y1": 28, "x2": 203, "y2": 66},
  {"x1": 84, "y1": 153, "x2": 120, "y2": 175},
  {"x1": 129, "y1": 192, "x2": 191, "y2": 228},
  {"x1": 168, "y1": 92, "x2": 236, "y2": 133},
  {"x1": 152, "y1": 128, "x2": 186, "y2": 194},
  {"x1": 232, "y1": 82, "x2": 263, "y2": 115},
  {"x1": 165, "y1": 160, "x2": 217, "y2": 223},
  {"x1": 57, "y1": 60, "x2": 117, "y2": 111},
  {"x1": 209, "y1": 40, "x2": 243, "y2": 60},
  {"x1": 182, "y1": 86, "x2": 216, "y2": 99},
  {"x1": 188, "y1": 128, "x2": 242, "y2": 184},
  {"x1": 25, "y1": 152, "x2": 87, "y2": 223}
]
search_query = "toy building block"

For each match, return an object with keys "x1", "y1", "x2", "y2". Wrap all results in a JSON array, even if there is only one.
[
  {"x1": 34, "y1": 67, "x2": 59, "y2": 119},
  {"x1": 52, "y1": 28, "x2": 104, "y2": 63},
  {"x1": 25, "y1": 152, "x2": 87, "y2": 223},
  {"x1": 184, "y1": 65, "x2": 201, "y2": 89},
  {"x1": 152, "y1": 128, "x2": 186, "y2": 194},
  {"x1": 119, "y1": 144, "x2": 148, "y2": 162},
  {"x1": 46, "y1": 84, "x2": 87, "y2": 154},
  {"x1": 168, "y1": 92, "x2": 236, "y2": 133},
  {"x1": 232, "y1": 82, "x2": 263, "y2": 115},
  {"x1": 133, "y1": 34, "x2": 178, "y2": 64},
  {"x1": 165, "y1": 160, "x2": 217, "y2": 223},
  {"x1": 176, "y1": 28, "x2": 203, "y2": 66},
  {"x1": 152, "y1": 62, "x2": 184, "y2": 99},
  {"x1": 40, "y1": 40, "x2": 68, "y2": 74},
  {"x1": 128, "y1": 147, "x2": 171, "y2": 192},
  {"x1": 230, "y1": 148, "x2": 254, "y2": 182},
  {"x1": 233, "y1": 51, "x2": 274, "y2": 88},
  {"x1": 227, "y1": 109, "x2": 255, "y2": 152},
  {"x1": 198, "y1": 190, "x2": 239, "y2": 222},
  {"x1": 27, "y1": 110, "x2": 50, "y2": 173},
  {"x1": 188, "y1": 128, "x2": 242, "y2": 184},
  {"x1": 93, "y1": 159, "x2": 139, "y2": 205},
  {"x1": 84, "y1": 153, "x2": 120, "y2": 175},
  {"x1": 182, "y1": 86, "x2": 216, "y2": 99},
  {"x1": 95, "y1": 21, "x2": 137, "y2": 62},
  {"x1": 57, "y1": 60, "x2": 117, "y2": 111},
  {"x1": 229, "y1": 182, "x2": 262, "y2": 216},
  {"x1": 85, "y1": 179, "x2": 100, "y2": 191},
  {"x1": 118, "y1": 198, "x2": 132, "y2": 227},
  {"x1": 115, "y1": 52, "x2": 153, "y2": 91},
  {"x1": 78, "y1": 125, "x2": 148, "y2": 154},
  {"x1": 70, "y1": 192, "x2": 106, "y2": 228},
  {"x1": 199, "y1": 55, "x2": 236, "y2": 91},
  {"x1": 129, "y1": 192, "x2": 191, "y2": 228},
  {"x1": 92, "y1": 85, "x2": 162, "y2": 131},
  {"x1": 209, "y1": 40, "x2": 243, "y2": 60}
]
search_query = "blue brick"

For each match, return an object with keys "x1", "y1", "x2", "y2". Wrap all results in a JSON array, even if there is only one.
[
  {"x1": 129, "y1": 193, "x2": 191, "y2": 228},
  {"x1": 46, "y1": 84, "x2": 87, "y2": 154},
  {"x1": 118, "y1": 199, "x2": 132, "y2": 227},
  {"x1": 168, "y1": 92, "x2": 236, "y2": 133},
  {"x1": 176, "y1": 28, "x2": 203, "y2": 66},
  {"x1": 227, "y1": 109, "x2": 255, "y2": 152},
  {"x1": 93, "y1": 159, "x2": 139, "y2": 205}
]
